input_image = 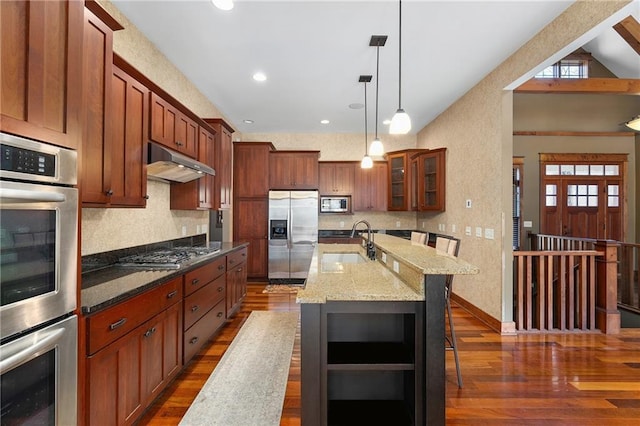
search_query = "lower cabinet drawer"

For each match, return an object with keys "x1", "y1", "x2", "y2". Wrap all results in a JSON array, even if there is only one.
[
  {"x1": 183, "y1": 299, "x2": 226, "y2": 364},
  {"x1": 183, "y1": 274, "x2": 226, "y2": 330}
]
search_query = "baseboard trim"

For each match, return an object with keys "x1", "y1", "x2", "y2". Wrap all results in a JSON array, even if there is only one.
[{"x1": 451, "y1": 294, "x2": 516, "y2": 335}]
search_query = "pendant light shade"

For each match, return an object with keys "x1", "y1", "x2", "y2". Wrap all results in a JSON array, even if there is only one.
[
  {"x1": 390, "y1": 0, "x2": 411, "y2": 135},
  {"x1": 360, "y1": 75, "x2": 373, "y2": 169},
  {"x1": 211, "y1": 0, "x2": 234, "y2": 11},
  {"x1": 625, "y1": 116, "x2": 640, "y2": 131},
  {"x1": 369, "y1": 35, "x2": 387, "y2": 157}
]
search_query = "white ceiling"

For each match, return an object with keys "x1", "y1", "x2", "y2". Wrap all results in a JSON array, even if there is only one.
[{"x1": 112, "y1": 0, "x2": 639, "y2": 135}]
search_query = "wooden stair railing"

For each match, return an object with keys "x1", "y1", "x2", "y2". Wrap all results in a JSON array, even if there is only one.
[
  {"x1": 514, "y1": 250, "x2": 602, "y2": 332},
  {"x1": 618, "y1": 242, "x2": 640, "y2": 313}
]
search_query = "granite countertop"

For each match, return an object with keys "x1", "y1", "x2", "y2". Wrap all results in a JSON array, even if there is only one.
[
  {"x1": 297, "y1": 234, "x2": 479, "y2": 305},
  {"x1": 296, "y1": 243, "x2": 424, "y2": 304},
  {"x1": 81, "y1": 242, "x2": 247, "y2": 314}
]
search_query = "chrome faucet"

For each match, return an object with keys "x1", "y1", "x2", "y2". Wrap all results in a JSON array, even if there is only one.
[{"x1": 350, "y1": 220, "x2": 376, "y2": 260}]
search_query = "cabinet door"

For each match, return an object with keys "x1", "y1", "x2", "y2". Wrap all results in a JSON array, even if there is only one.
[
  {"x1": 233, "y1": 143, "x2": 272, "y2": 197},
  {"x1": 110, "y1": 65, "x2": 148, "y2": 207},
  {"x1": 0, "y1": 0, "x2": 83, "y2": 149},
  {"x1": 219, "y1": 127, "x2": 233, "y2": 209},
  {"x1": 175, "y1": 113, "x2": 198, "y2": 158},
  {"x1": 388, "y1": 153, "x2": 408, "y2": 211},
  {"x1": 226, "y1": 260, "x2": 247, "y2": 316},
  {"x1": 293, "y1": 153, "x2": 319, "y2": 189},
  {"x1": 81, "y1": 7, "x2": 115, "y2": 205},
  {"x1": 417, "y1": 149, "x2": 446, "y2": 212},
  {"x1": 354, "y1": 162, "x2": 387, "y2": 211},
  {"x1": 319, "y1": 163, "x2": 335, "y2": 195},
  {"x1": 235, "y1": 198, "x2": 268, "y2": 278},
  {"x1": 150, "y1": 93, "x2": 177, "y2": 147},
  {"x1": 334, "y1": 163, "x2": 355, "y2": 195},
  {"x1": 269, "y1": 152, "x2": 291, "y2": 189},
  {"x1": 87, "y1": 324, "x2": 143, "y2": 426}
]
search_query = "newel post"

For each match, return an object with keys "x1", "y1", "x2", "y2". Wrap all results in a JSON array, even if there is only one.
[{"x1": 594, "y1": 240, "x2": 620, "y2": 334}]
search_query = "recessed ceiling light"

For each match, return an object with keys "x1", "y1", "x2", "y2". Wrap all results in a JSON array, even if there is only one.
[
  {"x1": 320, "y1": 120, "x2": 330, "y2": 124},
  {"x1": 382, "y1": 119, "x2": 391, "y2": 125},
  {"x1": 243, "y1": 119, "x2": 254, "y2": 124},
  {"x1": 252, "y1": 72, "x2": 267, "y2": 82},
  {"x1": 211, "y1": 0, "x2": 234, "y2": 11},
  {"x1": 349, "y1": 103, "x2": 364, "y2": 110}
]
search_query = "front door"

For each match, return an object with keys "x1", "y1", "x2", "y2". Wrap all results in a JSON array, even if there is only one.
[{"x1": 539, "y1": 154, "x2": 626, "y2": 241}]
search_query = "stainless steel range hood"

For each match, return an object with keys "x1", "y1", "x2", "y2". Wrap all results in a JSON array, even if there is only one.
[{"x1": 147, "y1": 142, "x2": 215, "y2": 183}]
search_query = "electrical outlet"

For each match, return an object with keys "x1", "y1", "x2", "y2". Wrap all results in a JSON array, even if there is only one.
[
  {"x1": 181, "y1": 225, "x2": 187, "y2": 236},
  {"x1": 340, "y1": 221, "x2": 345, "y2": 228},
  {"x1": 465, "y1": 226, "x2": 472, "y2": 236},
  {"x1": 524, "y1": 221, "x2": 533, "y2": 228},
  {"x1": 396, "y1": 221, "x2": 401, "y2": 228},
  {"x1": 381, "y1": 252, "x2": 387, "y2": 263},
  {"x1": 422, "y1": 221, "x2": 426, "y2": 229},
  {"x1": 485, "y1": 228, "x2": 494, "y2": 239},
  {"x1": 451, "y1": 224, "x2": 456, "y2": 233},
  {"x1": 202, "y1": 224, "x2": 208, "y2": 233},
  {"x1": 475, "y1": 227, "x2": 482, "y2": 237},
  {"x1": 393, "y1": 260, "x2": 400, "y2": 273},
  {"x1": 196, "y1": 225, "x2": 201, "y2": 234}
]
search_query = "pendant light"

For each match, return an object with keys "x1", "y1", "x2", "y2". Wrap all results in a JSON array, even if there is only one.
[
  {"x1": 389, "y1": 0, "x2": 411, "y2": 134},
  {"x1": 359, "y1": 75, "x2": 373, "y2": 169},
  {"x1": 624, "y1": 115, "x2": 640, "y2": 131},
  {"x1": 211, "y1": 0, "x2": 234, "y2": 11},
  {"x1": 369, "y1": 35, "x2": 387, "y2": 157}
]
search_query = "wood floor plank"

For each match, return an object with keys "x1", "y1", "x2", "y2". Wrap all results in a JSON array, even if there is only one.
[{"x1": 137, "y1": 283, "x2": 640, "y2": 425}]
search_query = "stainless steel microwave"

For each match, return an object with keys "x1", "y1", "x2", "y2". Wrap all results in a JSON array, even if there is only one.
[{"x1": 320, "y1": 196, "x2": 350, "y2": 213}]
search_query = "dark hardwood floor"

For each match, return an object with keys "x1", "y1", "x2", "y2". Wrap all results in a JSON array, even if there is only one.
[{"x1": 138, "y1": 283, "x2": 640, "y2": 425}]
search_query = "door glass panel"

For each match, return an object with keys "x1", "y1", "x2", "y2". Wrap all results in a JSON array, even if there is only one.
[
  {"x1": 575, "y1": 165, "x2": 589, "y2": 175},
  {"x1": 577, "y1": 185, "x2": 587, "y2": 195},
  {"x1": 588, "y1": 185, "x2": 598, "y2": 195},
  {"x1": 545, "y1": 165, "x2": 559, "y2": 175},
  {"x1": 608, "y1": 185, "x2": 619, "y2": 207},
  {"x1": 545, "y1": 184, "x2": 557, "y2": 206},
  {"x1": 567, "y1": 196, "x2": 577, "y2": 206},
  {"x1": 560, "y1": 165, "x2": 574, "y2": 175},
  {"x1": 605, "y1": 165, "x2": 619, "y2": 176}
]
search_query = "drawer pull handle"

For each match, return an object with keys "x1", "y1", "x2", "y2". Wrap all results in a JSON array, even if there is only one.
[
  {"x1": 191, "y1": 305, "x2": 199, "y2": 313},
  {"x1": 217, "y1": 312, "x2": 223, "y2": 318},
  {"x1": 190, "y1": 336, "x2": 199, "y2": 345},
  {"x1": 217, "y1": 287, "x2": 224, "y2": 292},
  {"x1": 236, "y1": 267, "x2": 243, "y2": 272},
  {"x1": 143, "y1": 327, "x2": 156, "y2": 338},
  {"x1": 218, "y1": 265, "x2": 224, "y2": 271},
  {"x1": 241, "y1": 252, "x2": 246, "y2": 257},
  {"x1": 191, "y1": 278, "x2": 200, "y2": 285},
  {"x1": 167, "y1": 290, "x2": 178, "y2": 299},
  {"x1": 109, "y1": 318, "x2": 127, "y2": 331}
]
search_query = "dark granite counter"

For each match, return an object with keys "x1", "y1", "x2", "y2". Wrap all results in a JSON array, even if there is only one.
[{"x1": 81, "y1": 241, "x2": 247, "y2": 314}]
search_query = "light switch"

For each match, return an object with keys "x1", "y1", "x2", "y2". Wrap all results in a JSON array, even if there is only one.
[
  {"x1": 381, "y1": 252, "x2": 387, "y2": 263},
  {"x1": 451, "y1": 224, "x2": 456, "y2": 233},
  {"x1": 485, "y1": 228, "x2": 494, "y2": 239},
  {"x1": 524, "y1": 221, "x2": 533, "y2": 228},
  {"x1": 393, "y1": 260, "x2": 400, "y2": 273},
  {"x1": 181, "y1": 225, "x2": 187, "y2": 236},
  {"x1": 465, "y1": 226, "x2": 472, "y2": 236},
  {"x1": 466, "y1": 199, "x2": 472, "y2": 208},
  {"x1": 475, "y1": 227, "x2": 482, "y2": 237}
]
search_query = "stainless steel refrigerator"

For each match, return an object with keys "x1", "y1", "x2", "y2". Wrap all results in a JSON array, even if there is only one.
[{"x1": 268, "y1": 190, "x2": 318, "y2": 284}]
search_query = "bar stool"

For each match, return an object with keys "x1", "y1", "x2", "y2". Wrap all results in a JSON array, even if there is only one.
[{"x1": 436, "y1": 236, "x2": 463, "y2": 388}]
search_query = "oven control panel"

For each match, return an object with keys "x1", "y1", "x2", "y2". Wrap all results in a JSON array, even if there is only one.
[{"x1": 1, "y1": 144, "x2": 55, "y2": 177}]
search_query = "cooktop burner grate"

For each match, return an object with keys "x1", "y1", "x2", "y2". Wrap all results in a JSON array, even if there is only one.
[{"x1": 118, "y1": 246, "x2": 220, "y2": 269}]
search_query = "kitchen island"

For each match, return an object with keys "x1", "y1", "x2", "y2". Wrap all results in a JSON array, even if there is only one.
[{"x1": 297, "y1": 235, "x2": 478, "y2": 426}]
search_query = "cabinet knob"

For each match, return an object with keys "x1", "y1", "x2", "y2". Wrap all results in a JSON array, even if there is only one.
[
  {"x1": 189, "y1": 336, "x2": 199, "y2": 345},
  {"x1": 217, "y1": 287, "x2": 224, "y2": 292},
  {"x1": 106, "y1": 189, "x2": 113, "y2": 196},
  {"x1": 143, "y1": 327, "x2": 156, "y2": 338},
  {"x1": 191, "y1": 278, "x2": 200, "y2": 285},
  {"x1": 191, "y1": 305, "x2": 199, "y2": 312},
  {"x1": 144, "y1": 195, "x2": 150, "y2": 200},
  {"x1": 217, "y1": 311, "x2": 223, "y2": 318},
  {"x1": 218, "y1": 265, "x2": 225, "y2": 271}
]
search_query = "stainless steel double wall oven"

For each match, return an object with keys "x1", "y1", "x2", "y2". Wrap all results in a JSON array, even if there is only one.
[{"x1": 0, "y1": 132, "x2": 78, "y2": 425}]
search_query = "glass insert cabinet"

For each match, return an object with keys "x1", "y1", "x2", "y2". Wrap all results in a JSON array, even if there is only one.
[{"x1": 386, "y1": 148, "x2": 446, "y2": 212}]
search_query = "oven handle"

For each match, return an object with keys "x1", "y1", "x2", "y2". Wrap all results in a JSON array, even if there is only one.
[
  {"x1": 0, "y1": 328, "x2": 64, "y2": 374},
  {"x1": 0, "y1": 188, "x2": 66, "y2": 203}
]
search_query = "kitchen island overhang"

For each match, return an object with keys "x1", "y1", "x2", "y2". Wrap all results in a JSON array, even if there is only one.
[{"x1": 297, "y1": 235, "x2": 479, "y2": 426}]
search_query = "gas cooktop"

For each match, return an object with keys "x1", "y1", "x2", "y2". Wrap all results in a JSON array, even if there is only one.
[{"x1": 117, "y1": 246, "x2": 220, "y2": 269}]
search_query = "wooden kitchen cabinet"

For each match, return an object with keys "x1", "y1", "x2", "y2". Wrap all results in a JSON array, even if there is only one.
[
  {"x1": 108, "y1": 65, "x2": 149, "y2": 207},
  {"x1": 0, "y1": 0, "x2": 84, "y2": 149},
  {"x1": 226, "y1": 247, "x2": 248, "y2": 317},
  {"x1": 170, "y1": 125, "x2": 216, "y2": 210},
  {"x1": 86, "y1": 277, "x2": 183, "y2": 426},
  {"x1": 386, "y1": 149, "x2": 425, "y2": 211},
  {"x1": 353, "y1": 161, "x2": 388, "y2": 212},
  {"x1": 234, "y1": 142, "x2": 274, "y2": 279},
  {"x1": 319, "y1": 162, "x2": 356, "y2": 196},
  {"x1": 416, "y1": 148, "x2": 446, "y2": 212},
  {"x1": 204, "y1": 118, "x2": 234, "y2": 210},
  {"x1": 150, "y1": 92, "x2": 198, "y2": 158},
  {"x1": 233, "y1": 142, "x2": 275, "y2": 198},
  {"x1": 269, "y1": 151, "x2": 320, "y2": 190},
  {"x1": 80, "y1": 5, "x2": 123, "y2": 206}
]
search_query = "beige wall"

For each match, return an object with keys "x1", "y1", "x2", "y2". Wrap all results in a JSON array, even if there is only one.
[{"x1": 415, "y1": 1, "x2": 633, "y2": 326}]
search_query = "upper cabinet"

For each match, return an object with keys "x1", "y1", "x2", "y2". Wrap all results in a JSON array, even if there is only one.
[
  {"x1": 150, "y1": 92, "x2": 198, "y2": 158},
  {"x1": 386, "y1": 149, "x2": 425, "y2": 211},
  {"x1": 234, "y1": 142, "x2": 275, "y2": 198},
  {"x1": 269, "y1": 151, "x2": 320, "y2": 190},
  {"x1": 416, "y1": 148, "x2": 446, "y2": 212},
  {"x1": 319, "y1": 162, "x2": 356, "y2": 196},
  {"x1": 204, "y1": 118, "x2": 234, "y2": 210},
  {"x1": 0, "y1": 0, "x2": 84, "y2": 149},
  {"x1": 354, "y1": 162, "x2": 388, "y2": 212},
  {"x1": 170, "y1": 125, "x2": 216, "y2": 210}
]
